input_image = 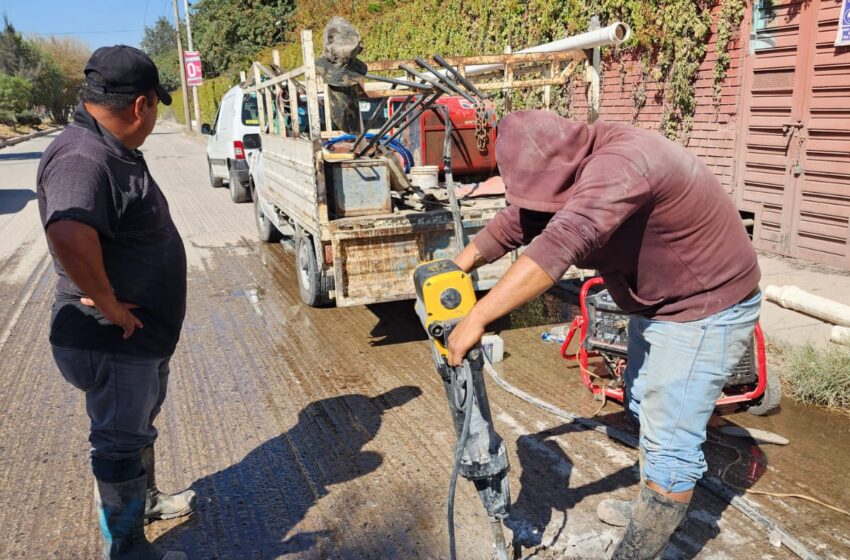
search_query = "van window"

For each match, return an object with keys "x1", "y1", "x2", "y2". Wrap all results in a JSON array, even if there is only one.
[{"x1": 242, "y1": 94, "x2": 260, "y2": 126}]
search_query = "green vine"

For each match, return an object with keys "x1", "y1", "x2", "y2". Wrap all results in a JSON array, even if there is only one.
[
  {"x1": 179, "y1": 1, "x2": 748, "y2": 142},
  {"x1": 713, "y1": 0, "x2": 747, "y2": 106}
]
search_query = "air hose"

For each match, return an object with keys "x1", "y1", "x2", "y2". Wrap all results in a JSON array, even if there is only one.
[{"x1": 323, "y1": 133, "x2": 414, "y2": 172}]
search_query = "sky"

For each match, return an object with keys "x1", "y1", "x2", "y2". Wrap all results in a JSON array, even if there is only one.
[{"x1": 0, "y1": 0, "x2": 189, "y2": 49}]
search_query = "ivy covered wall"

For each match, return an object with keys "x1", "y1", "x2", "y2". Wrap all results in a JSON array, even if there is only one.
[{"x1": 164, "y1": 0, "x2": 750, "y2": 191}]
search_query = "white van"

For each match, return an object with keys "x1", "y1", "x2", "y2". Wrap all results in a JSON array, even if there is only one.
[{"x1": 201, "y1": 85, "x2": 261, "y2": 203}]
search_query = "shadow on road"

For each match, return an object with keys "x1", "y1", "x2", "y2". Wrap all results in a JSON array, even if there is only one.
[
  {"x1": 0, "y1": 188, "x2": 37, "y2": 215},
  {"x1": 0, "y1": 151, "x2": 42, "y2": 161},
  {"x1": 155, "y1": 385, "x2": 422, "y2": 558},
  {"x1": 507, "y1": 422, "x2": 636, "y2": 556},
  {"x1": 507, "y1": 414, "x2": 769, "y2": 559},
  {"x1": 367, "y1": 301, "x2": 427, "y2": 346}
]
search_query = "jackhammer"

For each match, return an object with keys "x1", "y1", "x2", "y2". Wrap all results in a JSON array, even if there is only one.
[{"x1": 413, "y1": 259, "x2": 511, "y2": 560}]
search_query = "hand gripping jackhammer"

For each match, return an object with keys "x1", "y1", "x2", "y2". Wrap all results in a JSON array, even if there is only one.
[{"x1": 413, "y1": 259, "x2": 510, "y2": 560}]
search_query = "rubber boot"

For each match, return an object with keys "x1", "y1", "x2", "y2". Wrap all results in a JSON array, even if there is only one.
[
  {"x1": 96, "y1": 474, "x2": 187, "y2": 560},
  {"x1": 609, "y1": 485, "x2": 689, "y2": 560},
  {"x1": 598, "y1": 448, "x2": 646, "y2": 527},
  {"x1": 141, "y1": 446, "x2": 196, "y2": 524}
]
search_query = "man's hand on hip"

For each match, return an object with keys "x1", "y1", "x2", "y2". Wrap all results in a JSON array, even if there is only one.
[
  {"x1": 46, "y1": 220, "x2": 143, "y2": 339},
  {"x1": 80, "y1": 296, "x2": 143, "y2": 339}
]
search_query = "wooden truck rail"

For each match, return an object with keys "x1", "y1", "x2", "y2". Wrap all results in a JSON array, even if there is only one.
[{"x1": 243, "y1": 29, "x2": 593, "y2": 307}]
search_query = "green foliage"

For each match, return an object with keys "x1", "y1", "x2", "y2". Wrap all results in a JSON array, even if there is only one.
[
  {"x1": 33, "y1": 36, "x2": 91, "y2": 124},
  {"x1": 713, "y1": 0, "x2": 747, "y2": 105},
  {"x1": 0, "y1": 109, "x2": 15, "y2": 126},
  {"x1": 141, "y1": 16, "x2": 186, "y2": 58},
  {"x1": 191, "y1": 0, "x2": 296, "y2": 77},
  {"x1": 0, "y1": 16, "x2": 58, "y2": 110},
  {"x1": 15, "y1": 109, "x2": 41, "y2": 127},
  {"x1": 286, "y1": 0, "x2": 734, "y2": 140},
  {"x1": 180, "y1": 0, "x2": 747, "y2": 142},
  {"x1": 142, "y1": 16, "x2": 186, "y2": 92},
  {"x1": 778, "y1": 342, "x2": 850, "y2": 412},
  {"x1": 0, "y1": 74, "x2": 33, "y2": 113}
]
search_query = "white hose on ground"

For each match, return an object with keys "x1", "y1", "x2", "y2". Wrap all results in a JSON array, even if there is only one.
[
  {"x1": 463, "y1": 22, "x2": 631, "y2": 77},
  {"x1": 482, "y1": 361, "x2": 823, "y2": 560},
  {"x1": 830, "y1": 325, "x2": 850, "y2": 346},
  {"x1": 765, "y1": 285, "x2": 850, "y2": 327}
]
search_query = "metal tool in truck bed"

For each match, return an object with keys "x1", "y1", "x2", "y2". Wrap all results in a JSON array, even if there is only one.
[{"x1": 240, "y1": 29, "x2": 601, "y2": 308}]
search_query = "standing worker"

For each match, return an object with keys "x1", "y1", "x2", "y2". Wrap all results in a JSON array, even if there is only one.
[
  {"x1": 37, "y1": 46, "x2": 195, "y2": 560},
  {"x1": 448, "y1": 110, "x2": 761, "y2": 559}
]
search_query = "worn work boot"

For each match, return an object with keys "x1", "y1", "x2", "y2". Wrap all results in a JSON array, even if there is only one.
[
  {"x1": 609, "y1": 485, "x2": 689, "y2": 560},
  {"x1": 141, "y1": 446, "x2": 197, "y2": 523},
  {"x1": 598, "y1": 449, "x2": 646, "y2": 527},
  {"x1": 96, "y1": 474, "x2": 187, "y2": 560}
]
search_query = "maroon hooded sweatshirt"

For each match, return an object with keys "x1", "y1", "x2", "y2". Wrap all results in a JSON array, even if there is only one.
[{"x1": 473, "y1": 110, "x2": 760, "y2": 322}]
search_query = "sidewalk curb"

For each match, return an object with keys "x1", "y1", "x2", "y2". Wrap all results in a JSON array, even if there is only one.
[{"x1": 0, "y1": 126, "x2": 62, "y2": 149}]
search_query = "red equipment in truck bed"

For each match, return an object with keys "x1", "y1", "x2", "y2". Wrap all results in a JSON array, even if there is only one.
[{"x1": 391, "y1": 96, "x2": 497, "y2": 178}]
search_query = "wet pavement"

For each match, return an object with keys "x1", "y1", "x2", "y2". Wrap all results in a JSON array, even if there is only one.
[{"x1": 0, "y1": 124, "x2": 847, "y2": 559}]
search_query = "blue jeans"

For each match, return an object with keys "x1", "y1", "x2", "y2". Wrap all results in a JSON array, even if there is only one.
[
  {"x1": 623, "y1": 291, "x2": 761, "y2": 493},
  {"x1": 52, "y1": 346, "x2": 170, "y2": 470}
]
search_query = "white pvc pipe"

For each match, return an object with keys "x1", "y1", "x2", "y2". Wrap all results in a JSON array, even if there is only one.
[
  {"x1": 764, "y1": 285, "x2": 850, "y2": 327},
  {"x1": 831, "y1": 326, "x2": 850, "y2": 346},
  {"x1": 464, "y1": 22, "x2": 631, "y2": 77}
]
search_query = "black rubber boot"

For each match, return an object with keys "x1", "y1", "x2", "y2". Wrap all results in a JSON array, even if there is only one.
[
  {"x1": 609, "y1": 485, "x2": 689, "y2": 560},
  {"x1": 598, "y1": 448, "x2": 646, "y2": 527},
  {"x1": 95, "y1": 474, "x2": 187, "y2": 560},
  {"x1": 141, "y1": 446, "x2": 197, "y2": 524}
]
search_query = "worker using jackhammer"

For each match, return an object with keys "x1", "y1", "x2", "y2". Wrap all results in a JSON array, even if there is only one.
[
  {"x1": 448, "y1": 110, "x2": 761, "y2": 559},
  {"x1": 37, "y1": 47, "x2": 193, "y2": 560}
]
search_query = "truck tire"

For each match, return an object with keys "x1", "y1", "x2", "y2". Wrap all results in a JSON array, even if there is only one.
[
  {"x1": 296, "y1": 233, "x2": 329, "y2": 307},
  {"x1": 229, "y1": 165, "x2": 251, "y2": 203},
  {"x1": 253, "y1": 183, "x2": 282, "y2": 243},
  {"x1": 746, "y1": 363, "x2": 781, "y2": 416},
  {"x1": 208, "y1": 159, "x2": 224, "y2": 188}
]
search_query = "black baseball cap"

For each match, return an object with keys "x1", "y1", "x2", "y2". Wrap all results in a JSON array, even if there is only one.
[{"x1": 84, "y1": 45, "x2": 172, "y2": 106}]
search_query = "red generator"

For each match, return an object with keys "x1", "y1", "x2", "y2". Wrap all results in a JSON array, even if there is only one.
[
  {"x1": 390, "y1": 96, "x2": 498, "y2": 178},
  {"x1": 559, "y1": 277, "x2": 781, "y2": 416}
]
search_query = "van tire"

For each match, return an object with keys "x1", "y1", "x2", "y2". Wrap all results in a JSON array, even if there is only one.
[
  {"x1": 295, "y1": 233, "x2": 329, "y2": 307},
  {"x1": 229, "y1": 165, "x2": 251, "y2": 203},
  {"x1": 253, "y1": 183, "x2": 282, "y2": 243},
  {"x1": 208, "y1": 159, "x2": 224, "y2": 188}
]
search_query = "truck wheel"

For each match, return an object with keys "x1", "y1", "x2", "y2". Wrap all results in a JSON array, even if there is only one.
[
  {"x1": 229, "y1": 166, "x2": 251, "y2": 203},
  {"x1": 296, "y1": 233, "x2": 328, "y2": 307},
  {"x1": 253, "y1": 183, "x2": 281, "y2": 243},
  {"x1": 746, "y1": 363, "x2": 781, "y2": 416},
  {"x1": 208, "y1": 159, "x2": 224, "y2": 188}
]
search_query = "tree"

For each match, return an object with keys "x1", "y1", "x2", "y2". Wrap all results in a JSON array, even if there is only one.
[
  {"x1": 33, "y1": 36, "x2": 90, "y2": 124},
  {"x1": 0, "y1": 17, "x2": 62, "y2": 115},
  {"x1": 141, "y1": 16, "x2": 186, "y2": 92},
  {"x1": 192, "y1": 0, "x2": 295, "y2": 77},
  {"x1": 0, "y1": 74, "x2": 33, "y2": 113}
]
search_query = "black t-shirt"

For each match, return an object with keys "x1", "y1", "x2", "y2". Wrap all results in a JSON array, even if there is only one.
[{"x1": 36, "y1": 104, "x2": 187, "y2": 357}]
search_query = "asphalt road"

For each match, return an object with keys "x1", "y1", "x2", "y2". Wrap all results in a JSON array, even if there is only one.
[{"x1": 0, "y1": 123, "x2": 846, "y2": 559}]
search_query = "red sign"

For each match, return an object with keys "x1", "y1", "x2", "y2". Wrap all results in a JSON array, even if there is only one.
[{"x1": 184, "y1": 51, "x2": 203, "y2": 86}]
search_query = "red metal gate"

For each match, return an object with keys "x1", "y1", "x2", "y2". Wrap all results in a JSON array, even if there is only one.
[{"x1": 736, "y1": 0, "x2": 850, "y2": 268}]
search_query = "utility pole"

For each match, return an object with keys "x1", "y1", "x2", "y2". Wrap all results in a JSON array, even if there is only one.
[
  {"x1": 172, "y1": 0, "x2": 192, "y2": 132},
  {"x1": 183, "y1": 0, "x2": 201, "y2": 128}
]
